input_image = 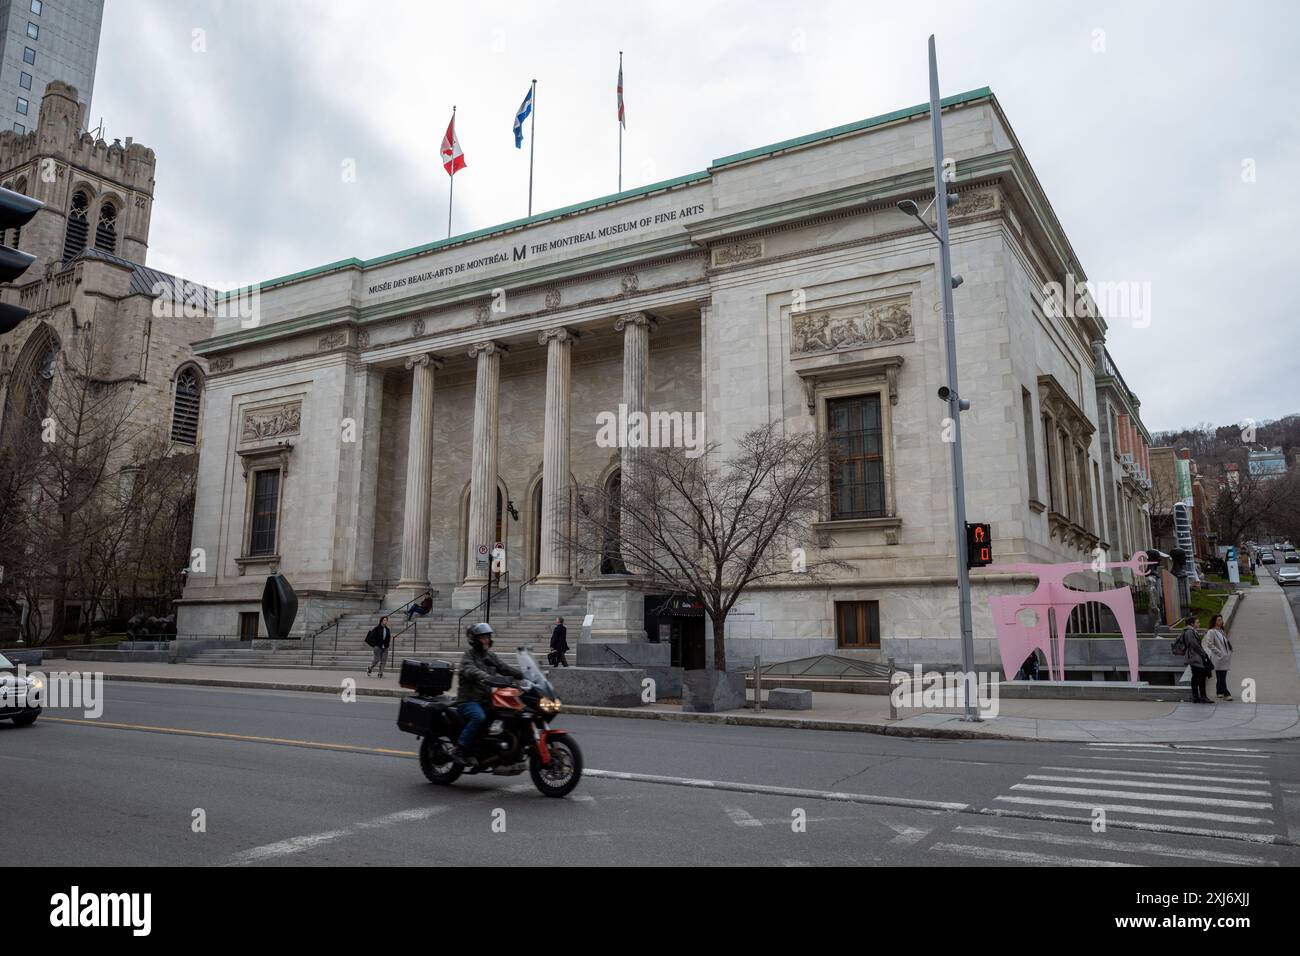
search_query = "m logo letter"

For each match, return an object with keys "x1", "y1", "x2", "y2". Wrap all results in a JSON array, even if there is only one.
[{"x1": 513, "y1": 244, "x2": 527, "y2": 262}]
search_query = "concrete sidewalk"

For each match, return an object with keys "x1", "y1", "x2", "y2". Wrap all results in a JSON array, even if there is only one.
[
  {"x1": 43, "y1": 657, "x2": 1300, "y2": 743},
  {"x1": 1225, "y1": 574, "x2": 1300, "y2": 704}
]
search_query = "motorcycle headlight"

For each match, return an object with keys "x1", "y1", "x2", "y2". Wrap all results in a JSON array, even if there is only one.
[{"x1": 539, "y1": 696, "x2": 562, "y2": 714}]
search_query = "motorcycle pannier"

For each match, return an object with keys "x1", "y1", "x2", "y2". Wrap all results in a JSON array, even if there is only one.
[
  {"x1": 397, "y1": 695, "x2": 443, "y2": 736},
  {"x1": 399, "y1": 658, "x2": 453, "y2": 694}
]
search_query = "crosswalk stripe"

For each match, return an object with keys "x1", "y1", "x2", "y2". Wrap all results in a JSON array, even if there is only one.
[
  {"x1": 1043, "y1": 766, "x2": 1269, "y2": 785},
  {"x1": 1072, "y1": 755, "x2": 1269, "y2": 770},
  {"x1": 1024, "y1": 775, "x2": 1271, "y2": 797},
  {"x1": 994, "y1": 795, "x2": 1274, "y2": 827},
  {"x1": 1081, "y1": 748, "x2": 1267, "y2": 763},
  {"x1": 1010, "y1": 783, "x2": 1271, "y2": 810},
  {"x1": 929, "y1": 842, "x2": 1137, "y2": 867},
  {"x1": 723, "y1": 806, "x2": 763, "y2": 828},
  {"x1": 978, "y1": 807, "x2": 1281, "y2": 844},
  {"x1": 952, "y1": 825, "x2": 1276, "y2": 866},
  {"x1": 1088, "y1": 743, "x2": 1265, "y2": 753}
]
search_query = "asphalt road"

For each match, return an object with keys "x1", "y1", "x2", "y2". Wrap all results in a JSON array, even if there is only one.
[{"x1": 6, "y1": 681, "x2": 1300, "y2": 866}]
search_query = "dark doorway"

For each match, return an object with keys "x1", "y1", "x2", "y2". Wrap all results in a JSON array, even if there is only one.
[
  {"x1": 647, "y1": 594, "x2": 707, "y2": 669},
  {"x1": 239, "y1": 612, "x2": 259, "y2": 641}
]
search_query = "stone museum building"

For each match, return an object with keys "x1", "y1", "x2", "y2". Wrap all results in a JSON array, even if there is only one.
[{"x1": 178, "y1": 87, "x2": 1154, "y2": 669}]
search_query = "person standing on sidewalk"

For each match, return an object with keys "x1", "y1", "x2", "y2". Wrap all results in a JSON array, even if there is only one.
[
  {"x1": 549, "y1": 617, "x2": 569, "y2": 667},
  {"x1": 1174, "y1": 623, "x2": 1213, "y2": 703},
  {"x1": 1202, "y1": 613, "x2": 1234, "y2": 701},
  {"x1": 365, "y1": 616, "x2": 392, "y2": 677}
]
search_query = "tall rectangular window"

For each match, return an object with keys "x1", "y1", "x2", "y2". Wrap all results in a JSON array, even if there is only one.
[
  {"x1": 836, "y1": 601, "x2": 880, "y2": 649},
  {"x1": 16, "y1": 98, "x2": 28, "y2": 116},
  {"x1": 19, "y1": 72, "x2": 32, "y2": 90},
  {"x1": 26, "y1": 22, "x2": 38, "y2": 39},
  {"x1": 1021, "y1": 388, "x2": 1038, "y2": 500},
  {"x1": 31, "y1": 0, "x2": 43, "y2": 14},
  {"x1": 828, "y1": 394, "x2": 885, "y2": 519},
  {"x1": 23, "y1": 47, "x2": 35, "y2": 65},
  {"x1": 12, "y1": 123, "x2": 24, "y2": 134},
  {"x1": 1043, "y1": 419, "x2": 1057, "y2": 511},
  {"x1": 249, "y1": 469, "x2": 281, "y2": 555}
]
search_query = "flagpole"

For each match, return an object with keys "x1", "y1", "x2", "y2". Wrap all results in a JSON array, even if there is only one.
[
  {"x1": 447, "y1": 105, "x2": 456, "y2": 238},
  {"x1": 618, "y1": 51, "x2": 623, "y2": 192},
  {"x1": 528, "y1": 80, "x2": 536, "y2": 216}
]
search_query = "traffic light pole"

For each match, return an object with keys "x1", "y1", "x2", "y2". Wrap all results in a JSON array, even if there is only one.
[{"x1": 927, "y1": 36, "x2": 980, "y2": 721}]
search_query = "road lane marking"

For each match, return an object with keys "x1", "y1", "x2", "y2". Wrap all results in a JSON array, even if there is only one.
[
  {"x1": 1023, "y1": 775, "x2": 1272, "y2": 797},
  {"x1": 951, "y1": 825, "x2": 1275, "y2": 866},
  {"x1": 1042, "y1": 766, "x2": 1267, "y2": 784},
  {"x1": 1072, "y1": 755, "x2": 1269, "y2": 770},
  {"x1": 886, "y1": 824, "x2": 931, "y2": 847},
  {"x1": 723, "y1": 806, "x2": 763, "y2": 828},
  {"x1": 929, "y1": 842, "x2": 1137, "y2": 867},
  {"x1": 1009, "y1": 783, "x2": 1271, "y2": 810},
  {"x1": 994, "y1": 795, "x2": 1274, "y2": 827},
  {"x1": 1088, "y1": 743, "x2": 1265, "y2": 753},
  {"x1": 978, "y1": 807, "x2": 1282, "y2": 844},
  {"x1": 227, "y1": 806, "x2": 447, "y2": 865},
  {"x1": 43, "y1": 716, "x2": 420, "y2": 757}
]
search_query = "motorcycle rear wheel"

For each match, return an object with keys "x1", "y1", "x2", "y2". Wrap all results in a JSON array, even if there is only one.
[
  {"x1": 419, "y1": 736, "x2": 463, "y2": 785},
  {"x1": 529, "y1": 735, "x2": 583, "y2": 798}
]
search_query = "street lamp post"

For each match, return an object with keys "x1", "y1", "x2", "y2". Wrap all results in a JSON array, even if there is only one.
[{"x1": 898, "y1": 35, "x2": 980, "y2": 721}]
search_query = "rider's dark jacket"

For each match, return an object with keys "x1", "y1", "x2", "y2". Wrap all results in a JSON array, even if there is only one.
[{"x1": 455, "y1": 645, "x2": 524, "y2": 704}]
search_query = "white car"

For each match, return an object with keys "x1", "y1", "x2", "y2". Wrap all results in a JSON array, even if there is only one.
[
  {"x1": 1278, "y1": 565, "x2": 1300, "y2": 586},
  {"x1": 0, "y1": 653, "x2": 42, "y2": 726}
]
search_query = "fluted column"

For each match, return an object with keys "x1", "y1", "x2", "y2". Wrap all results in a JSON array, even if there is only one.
[
  {"x1": 537, "y1": 328, "x2": 577, "y2": 587},
  {"x1": 615, "y1": 312, "x2": 655, "y2": 573},
  {"x1": 397, "y1": 353, "x2": 441, "y2": 589},
  {"x1": 462, "y1": 341, "x2": 506, "y2": 588}
]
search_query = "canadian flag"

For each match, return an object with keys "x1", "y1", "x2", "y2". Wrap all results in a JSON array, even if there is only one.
[{"x1": 441, "y1": 112, "x2": 466, "y2": 176}]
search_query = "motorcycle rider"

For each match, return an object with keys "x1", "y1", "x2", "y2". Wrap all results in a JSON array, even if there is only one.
[{"x1": 452, "y1": 622, "x2": 524, "y2": 767}]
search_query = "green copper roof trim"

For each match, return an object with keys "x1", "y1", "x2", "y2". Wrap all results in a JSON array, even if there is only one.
[{"x1": 215, "y1": 88, "x2": 993, "y2": 301}]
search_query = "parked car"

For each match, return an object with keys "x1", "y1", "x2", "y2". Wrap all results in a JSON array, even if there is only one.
[
  {"x1": 1278, "y1": 565, "x2": 1300, "y2": 586},
  {"x1": 0, "y1": 653, "x2": 41, "y2": 726}
]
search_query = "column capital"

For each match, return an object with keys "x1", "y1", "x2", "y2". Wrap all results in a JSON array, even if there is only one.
[
  {"x1": 468, "y1": 340, "x2": 508, "y2": 359},
  {"x1": 614, "y1": 312, "x2": 656, "y2": 333},
  {"x1": 404, "y1": 353, "x2": 444, "y2": 371},
  {"x1": 538, "y1": 326, "x2": 580, "y2": 346}
]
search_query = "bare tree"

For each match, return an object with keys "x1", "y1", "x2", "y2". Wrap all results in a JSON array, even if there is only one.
[{"x1": 565, "y1": 424, "x2": 847, "y2": 671}]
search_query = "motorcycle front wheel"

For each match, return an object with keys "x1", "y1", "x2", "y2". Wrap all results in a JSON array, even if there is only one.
[
  {"x1": 529, "y1": 735, "x2": 583, "y2": 798},
  {"x1": 419, "y1": 736, "x2": 463, "y2": 785}
]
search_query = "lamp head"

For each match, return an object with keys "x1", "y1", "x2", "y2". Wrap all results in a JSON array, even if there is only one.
[{"x1": 896, "y1": 199, "x2": 920, "y2": 217}]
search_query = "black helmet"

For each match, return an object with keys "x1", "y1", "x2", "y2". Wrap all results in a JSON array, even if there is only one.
[{"x1": 466, "y1": 622, "x2": 494, "y2": 649}]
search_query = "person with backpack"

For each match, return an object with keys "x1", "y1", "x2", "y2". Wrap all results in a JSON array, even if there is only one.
[
  {"x1": 365, "y1": 616, "x2": 392, "y2": 677},
  {"x1": 1173, "y1": 622, "x2": 1213, "y2": 703},
  {"x1": 1202, "y1": 613, "x2": 1234, "y2": 701}
]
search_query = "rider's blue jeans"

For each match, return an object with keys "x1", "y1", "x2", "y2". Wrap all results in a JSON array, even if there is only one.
[{"x1": 456, "y1": 701, "x2": 486, "y2": 750}]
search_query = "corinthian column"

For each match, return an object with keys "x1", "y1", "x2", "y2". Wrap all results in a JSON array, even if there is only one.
[
  {"x1": 529, "y1": 327, "x2": 579, "y2": 608},
  {"x1": 395, "y1": 353, "x2": 441, "y2": 595},
  {"x1": 614, "y1": 312, "x2": 655, "y2": 574},
  {"x1": 454, "y1": 341, "x2": 506, "y2": 606}
]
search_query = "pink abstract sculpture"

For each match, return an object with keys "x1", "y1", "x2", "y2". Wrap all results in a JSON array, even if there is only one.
[{"x1": 988, "y1": 552, "x2": 1151, "y2": 682}]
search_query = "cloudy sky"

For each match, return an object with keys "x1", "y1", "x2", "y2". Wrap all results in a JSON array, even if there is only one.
[{"x1": 90, "y1": 0, "x2": 1298, "y2": 432}]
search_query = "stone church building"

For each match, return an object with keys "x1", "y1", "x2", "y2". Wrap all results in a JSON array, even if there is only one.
[
  {"x1": 0, "y1": 82, "x2": 213, "y2": 633},
  {"x1": 178, "y1": 87, "x2": 1152, "y2": 669}
]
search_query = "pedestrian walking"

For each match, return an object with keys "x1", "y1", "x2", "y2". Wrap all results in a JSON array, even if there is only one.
[
  {"x1": 365, "y1": 616, "x2": 392, "y2": 677},
  {"x1": 1173, "y1": 622, "x2": 1213, "y2": 703},
  {"x1": 548, "y1": 616, "x2": 569, "y2": 667},
  {"x1": 1202, "y1": 613, "x2": 1234, "y2": 701},
  {"x1": 405, "y1": 591, "x2": 433, "y2": 623}
]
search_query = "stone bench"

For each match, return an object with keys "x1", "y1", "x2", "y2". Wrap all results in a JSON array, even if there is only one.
[{"x1": 766, "y1": 687, "x2": 813, "y2": 710}]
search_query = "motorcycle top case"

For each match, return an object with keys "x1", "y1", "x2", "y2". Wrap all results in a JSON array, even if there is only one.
[{"x1": 399, "y1": 658, "x2": 453, "y2": 694}]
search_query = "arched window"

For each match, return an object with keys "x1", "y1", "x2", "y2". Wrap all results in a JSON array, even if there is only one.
[
  {"x1": 62, "y1": 190, "x2": 89, "y2": 261},
  {"x1": 601, "y1": 469, "x2": 624, "y2": 573},
  {"x1": 0, "y1": 324, "x2": 60, "y2": 448},
  {"x1": 94, "y1": 201, "x2": 118, "y2": 253},
  {"x1": 170, "y1": 367, "x2": 201, "y2": 445}
]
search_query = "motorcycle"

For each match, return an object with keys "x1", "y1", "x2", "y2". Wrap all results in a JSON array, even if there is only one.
[{"x1": 396, "y1": 648, "x2": 583, "y2": 798}]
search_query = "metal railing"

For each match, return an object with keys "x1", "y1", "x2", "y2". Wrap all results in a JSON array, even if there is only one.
[
  {"x1": 517, "y1": 572, "x2": 541, "y2": 608},
  {"x1": 455, "y1": 575, "x2": 510, "y2": 647}
]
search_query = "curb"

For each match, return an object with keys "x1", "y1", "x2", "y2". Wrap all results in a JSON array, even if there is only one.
[{"x1": 92, "y1": 672, "x2": 1300, "y2": 743}]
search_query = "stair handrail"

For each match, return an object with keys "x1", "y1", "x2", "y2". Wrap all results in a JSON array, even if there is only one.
[
  {"x1": 455, "y1": 575, "x2": 510, "y2": 647},
  {"x1": 517, "y1": 572, "x2": 541, "y2": 609}
]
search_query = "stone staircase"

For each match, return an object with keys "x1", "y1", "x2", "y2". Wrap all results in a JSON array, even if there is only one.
[{"x1": 179, "y1": 602, "x2": 587, "y2": 670}]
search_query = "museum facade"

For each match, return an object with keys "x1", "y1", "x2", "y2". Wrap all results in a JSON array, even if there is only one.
[{"x1": 178, "y1": 87, "x2": 1151, "y2": 668}]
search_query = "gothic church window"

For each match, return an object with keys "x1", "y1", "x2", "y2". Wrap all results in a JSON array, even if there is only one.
[
  {"x1": 95, "y1": 202, "x2": 118, "y2": 254},
  {"x1": 171, "y1": 367, "x2": 201, "y2": 445},
  {"x1": 63, "y1": 191, "x2": 89, "y2": 262}
]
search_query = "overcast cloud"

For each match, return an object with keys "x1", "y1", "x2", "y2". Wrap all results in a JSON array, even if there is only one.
[{"x1": 89, "y1": 0, "x2": 1299, "y2": 432}]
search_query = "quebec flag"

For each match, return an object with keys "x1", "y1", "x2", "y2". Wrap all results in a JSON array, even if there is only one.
[{"x1": 514, "y1": 85, "x2": 534, "y2": 148}]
